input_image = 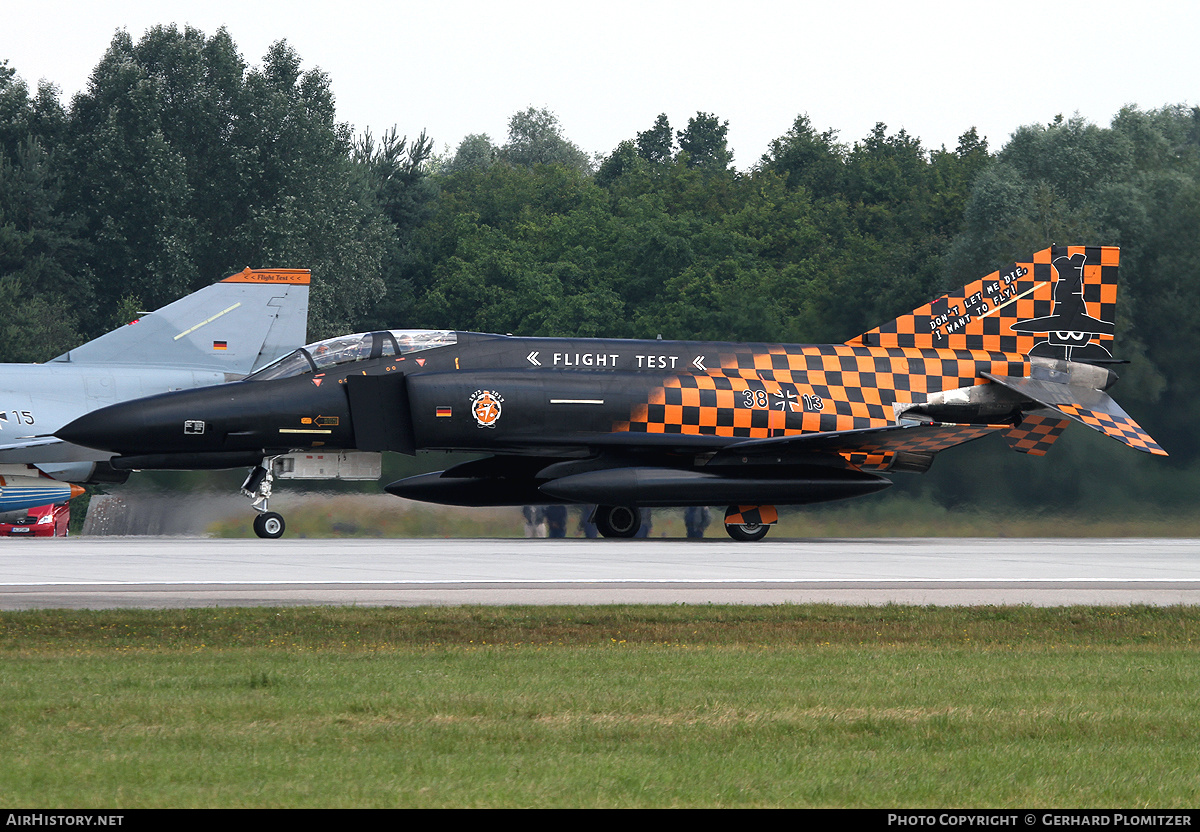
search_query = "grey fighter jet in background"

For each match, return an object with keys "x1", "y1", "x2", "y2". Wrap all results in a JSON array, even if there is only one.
[{"x1": 0, "y1": 268, "x2": 309, "y2": 515}]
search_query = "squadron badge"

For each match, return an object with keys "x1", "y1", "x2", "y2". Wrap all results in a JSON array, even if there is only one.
[{"x1": 469, "y1": 389, "x2": 504, "y2": 428}]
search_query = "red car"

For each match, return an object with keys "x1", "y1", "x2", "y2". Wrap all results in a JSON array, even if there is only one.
[{"x1": 0, "y1": 503, "x2": 70, "y2": 537}]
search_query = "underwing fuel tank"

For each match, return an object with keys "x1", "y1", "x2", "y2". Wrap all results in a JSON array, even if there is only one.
[
  {"x1": 537, "y1": 466, "x2": 892, "y2": 507},
  {"x1": 384, "y1": 472, "x2": 562, "y2": 507},
  {"x1": 385, "y1": 465, "x2": 892, "y2": 508}
]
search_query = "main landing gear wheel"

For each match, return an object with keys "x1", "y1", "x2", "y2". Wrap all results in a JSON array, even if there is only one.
[
  {"x1": 726, "y1": 522, "x2": 769, "y2": 542},
  {"x1": 594, "y1": 505, "x2": 641, "y2": 538},
  {"x1": 253, "y1": 511, "x2": 285, "y2": 539}
]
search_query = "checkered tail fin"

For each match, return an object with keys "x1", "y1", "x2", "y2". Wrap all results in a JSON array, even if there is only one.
[
  {"x1": 854, "y1": 246, "x2": 1165, "y2": 457},
  {"x1": 851, "y1": 245, "x2": 1119, "y2": 360}
]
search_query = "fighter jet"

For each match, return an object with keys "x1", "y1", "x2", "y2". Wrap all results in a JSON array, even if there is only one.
[
  {"x1": 57, "y1": 245, "x2": 1164, "y2": 540},
  {"x1": 0, "y1": 268, "x2": 309, "y2": 515}
]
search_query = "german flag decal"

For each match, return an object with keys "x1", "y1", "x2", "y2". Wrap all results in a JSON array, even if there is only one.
[{"x1": 213, "y1": 340, "x2": 228, "y2": 350}]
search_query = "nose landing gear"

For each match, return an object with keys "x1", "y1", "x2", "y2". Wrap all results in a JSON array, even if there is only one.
[{"x1": 243, "y1": 460, "x2": 286, "y2": 539}]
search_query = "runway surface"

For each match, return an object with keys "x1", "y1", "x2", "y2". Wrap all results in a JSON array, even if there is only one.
[{"x1": 0, "y1": 537, "x2": 1198, "y2": 608}]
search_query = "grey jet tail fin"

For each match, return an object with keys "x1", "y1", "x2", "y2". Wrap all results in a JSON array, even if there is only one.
[{"x1": 52, "y1": 268, "x2": 310, "y2": 375}]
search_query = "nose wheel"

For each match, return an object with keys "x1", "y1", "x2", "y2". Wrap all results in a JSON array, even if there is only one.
[
  {"x1": 253, "y1": 511, "x2": 286, "y2": 539},
  {"x1": 243, "y1": 460, "x2": 286, "y2": 539}
]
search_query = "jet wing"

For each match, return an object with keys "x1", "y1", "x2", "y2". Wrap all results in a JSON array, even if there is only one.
[{"x1": 981, "y1": 373, "x2": 1167, "y2": 456}]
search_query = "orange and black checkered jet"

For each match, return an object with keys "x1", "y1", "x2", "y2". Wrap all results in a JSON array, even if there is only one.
[{"x1": 57, "y1": 246, "x2": 1164, "y2": 541}]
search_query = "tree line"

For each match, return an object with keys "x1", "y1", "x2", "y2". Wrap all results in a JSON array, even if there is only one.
[{"x1": 3, "y1": 25, "x2": 1198, "y2": 510}]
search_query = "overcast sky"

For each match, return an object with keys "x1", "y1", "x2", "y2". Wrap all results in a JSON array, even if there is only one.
[{"x1": 4, "y1": 0, "x2": 1199, "y2": 168}]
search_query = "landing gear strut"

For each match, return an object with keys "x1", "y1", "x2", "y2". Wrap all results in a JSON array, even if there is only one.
[
  {"x1": 243, "y1": 460, "x2": 286, "y2": 539},
  {"x1": 593, "y1": 505, "x2": 641, "y2": 538}
]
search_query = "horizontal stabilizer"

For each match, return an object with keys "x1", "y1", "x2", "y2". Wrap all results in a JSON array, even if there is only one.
[{"x1": 982, "y1": 373, "x2": 1166, "y2": 456}]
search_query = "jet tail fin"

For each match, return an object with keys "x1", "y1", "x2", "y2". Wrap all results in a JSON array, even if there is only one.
[
  {"x1": 851, "y1": 245, "x2": 1119, "y2": 361},
  {"x1": 53, "y1": 268, "x2": 310, "y2": 375},
  {"x1": 851, "y1": 245, "x2": 1163, "y2": 456}
]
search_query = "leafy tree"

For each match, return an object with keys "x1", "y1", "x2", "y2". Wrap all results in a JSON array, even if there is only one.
[
  {"x1": 636, "y1": 113, "x2": 673, "y2": 164},
  {"x1": 0, "y1": 64, "x2": 87, "y2": 360},
  {"x1": 442, "y1": 133, "x2": 496, "y2": 175},
  {"x1": 0, "y1": 138, "x2": 87, "y2": 359},
  {"x1": 594, "y1": 139, "x2": 640, "y2": 187},
  {"x1": 62, "y1": 29, "x2": 197, "y2": 310},
  {"x1": 0, "y1": 62, "x2": 67, "y2": 163},
  {"x1": 354, "y1": 127, "x2": 435, "y2": 239},
  {"x1": 676, "y1": 112, "x2": 733, "y2": 172},
  {"x1": 759, "y1": 114, "x2": 845, "y2": 198},
  {"x1": 499, "y1": 107, "x2": 591, "y2": 174},
  {"x1": 409, "y1": 162, "x2": 622, "y2": 335},
  {"x1": 62, "y1": 26, "x2": 399, "y2": 338},
  {"x1": 353, "y1": 126, "x2": 437, "y2": 330}
]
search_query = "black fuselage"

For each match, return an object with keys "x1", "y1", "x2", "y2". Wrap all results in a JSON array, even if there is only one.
[{"x1": 55, "y1": 330, "x2": 1032, "y2": 508}]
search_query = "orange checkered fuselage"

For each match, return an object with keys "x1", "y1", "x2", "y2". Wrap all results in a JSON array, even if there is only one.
[{"x1": 613, "y1": 345, "x2": 1026, "y2": 440}]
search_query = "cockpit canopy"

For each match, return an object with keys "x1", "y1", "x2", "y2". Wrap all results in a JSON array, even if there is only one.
[{"x1": 247, "y1": 330, "x2": 457, "y2": 381}]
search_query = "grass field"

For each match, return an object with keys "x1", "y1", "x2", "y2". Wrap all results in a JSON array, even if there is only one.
[{"x1": 2, "y1": 604, "x2": 1199, "y2": 807}]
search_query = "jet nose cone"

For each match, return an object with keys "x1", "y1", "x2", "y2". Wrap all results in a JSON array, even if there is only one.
[
  {"x1": 56, "y1": 402, "x2": 148, "y2": 453},
  {"x1": 56, "y1": 385, "x2": 267, "y2": 458}
]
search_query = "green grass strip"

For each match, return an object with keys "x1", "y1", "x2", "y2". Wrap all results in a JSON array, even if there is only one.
[{"x1": 1, "y1": 605, "x2": 1198, "y2": 807}]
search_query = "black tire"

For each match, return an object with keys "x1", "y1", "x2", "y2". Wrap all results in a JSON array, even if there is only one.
[
  {"x1": 726, "y1": 522, "x2": 769, "y2": 542},
  {"x1": 594, "y1": 505, "x2": 641, "y2": 538},
  {"x1": 253, "y1": 511, "x2": 285, "y2": 539}
]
